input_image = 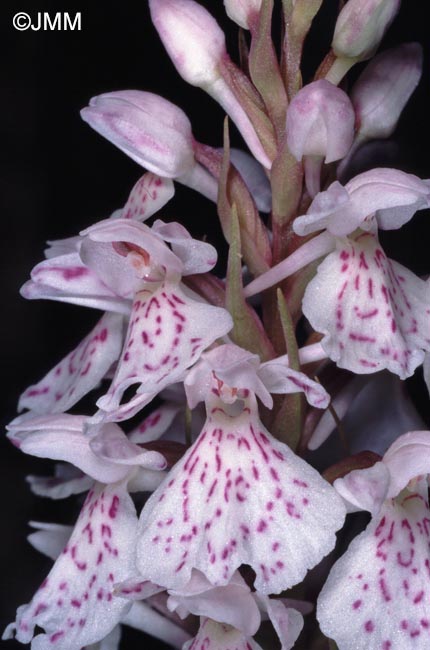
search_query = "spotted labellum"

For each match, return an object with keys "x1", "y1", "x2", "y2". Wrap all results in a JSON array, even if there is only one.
[{"x1": 5, "y1": 1, "x2": 430, "y2": 649}]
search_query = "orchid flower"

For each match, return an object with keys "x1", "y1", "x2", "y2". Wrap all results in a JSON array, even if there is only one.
[
  {"x1": 4, "y1": 412, "x2": 179, "y2": 649},
  {"x1": 81, "y1": 91, "x2": 219, "y2": 202},
  {"x1": 135, "y1": 344, "x2": 345, "y2": 595},
  {"x1": 22, "y1": 522, "x2": 192, "y2": 650},
  {"x1": 4, "y1": 481, "x2": 139, "y2": 650},
  {"x1": 286, "y1": 80, "x2": 355, "y2": 197},
  {"x1": 317, "y1": 430, "x2": 430, "y2": 650},
  {"x1": 149, "y1": 0, "x2": 272, "y2": 168},
  {"x1": 167, "y1": 571, "x2": 304, "y2": 650},
  {"x1": 20, "y1": 172, "x2": 233, "y2": 420},
  {"x1": 245, "y1": 169, "x2": 430, "y2": 380}
]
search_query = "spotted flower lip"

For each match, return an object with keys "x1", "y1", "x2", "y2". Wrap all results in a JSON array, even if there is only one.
[
  {"x1": 3, "y1": 482, "x2": 138, "y2": 650},
  {"x1": 302, "y1": 231, "x2": 430, "y2": 380},
  {"x1": 317, "y1": 431, "x2": 430, "y2": 650},
  {"x1": 136, "y1": 343, "x2": 344, "y2": 595}
]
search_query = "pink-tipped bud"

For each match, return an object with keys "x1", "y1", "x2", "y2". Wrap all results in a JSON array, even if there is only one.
[
  {"x1": 351, "y1": 43, "x2": 423, "y2": 141},
  {"x1": 332, "y1": 0, "x2": 400, "y2": 60},
  {"x1": 80, "y1": 90, "x2": 195, "y2": 178},
  {"x1": 286, "y1": 80, "x2": 355, "y2": 164},
  {"x1": 223, "y1": 0, "x2": 262, "y2": 30},
  {"x1": 149, "y1": 0, "x2": 226, "y2": 87}
]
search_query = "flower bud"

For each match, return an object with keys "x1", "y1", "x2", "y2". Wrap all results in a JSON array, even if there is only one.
[
  {"x1": 286, "y1": 80, "x2": 355, "y2": 163},
  {"x1": 149, "y1": 0, "x2": 226, "y2": 87},
  {"x1": 223, "y1": 0, "x2": 262, "y2": 30},
  {"x1": 332, "y1": 0, "x2": 400, "y2": 60},
  {"x1": 351, "y1": 43, "x2": 422, "y2": 141},
  {"x1": 80, "y1": 90, "x2": 195, "y2": 178},
  {"x1": 149, "y1": 0, "x2": 271, "y2": 168}
]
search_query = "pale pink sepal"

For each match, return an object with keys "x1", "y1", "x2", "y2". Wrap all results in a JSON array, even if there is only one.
[
  {"x1": 4, "y1": 482, "x2": 137, "y2": 650},
  {"x1": 120, "y1": 173, "x2": 174, "y2": 221},
  {"x1": 21, "y1": 252, "x2": 129, "y2": 314},
  {"x1": 286, "y1": 80, "x2": 355, "y2": 164},
  {"x1": 129, "y1": 403, "x2": 181, "y2": 443},
  {"x1": 120, "y1": 601, "x2": 191, "y2": 649},
  {"x1": 294, "y1": 169, "x2": 430, "y2": 237},
  {"x1": 334, "y1": 462, "x2": 390, "y2": 515},
  {"x1": 19, "y1": 313, "x2": 123, "y2": 414},
  {"x1": 8, "y1": 415, "x2": 165, "y2": 483},
  {"x1": 383, "y1": 431, "x2": 430, "y2": 499},
  {"x1": 351, "y1": 43, "x2": 423, "y2": 142},
  {"x1": 224, "y1": 0, "x2": 262, "y2": 30},
  {"x1": 97, "y1": 283, "x2": 233, "y2": 417},
  {"x1": 183, "y1": 618, "x2": 263, "y2": 650},
  {"x1": 167, "y1": 571, "x2": 261, "y2": 636},
  {"x1": 332, "y1": 0, "x2": 401, "y2": 60},
  {"x1": 136, "y1": 409, "x2": 345, "y2": 594},
  {"x1": 81, "y1": 91, "x2": 195, "y2": 178},
  {"x1": 149, "y1": 0, "x2": 271, "y2": 168},
  {"x1": 27, "y1": 465, "x2": 93, "y2": 500},
  {"x1": 256, "y1": 595, "x2": 304, "y2": 650},
  {"x1": 151, "y1": 220, "x2": 218, "y2": 275},
  {"x1": 302, "y1": 232, "x2": 430, "y2": 379},
  {"x1": 317, "y1": 489, "x2": 430, "y2": 650},
  {"x1": 28, "y1": 522, "x2": 73, "y2": 562},
  {"x1": 149, "y1": 0, "x2": 226, "y2": 87},
  {"x1": 184, "y1": 344, "x2": 330, "y2": 410}
]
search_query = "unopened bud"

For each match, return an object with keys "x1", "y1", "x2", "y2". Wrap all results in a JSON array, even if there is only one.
[
  {"x1": 287, "y1": 80, "x2": 355, "y2": 164},
  {"x1": 149, "y1": 0, "x2": 226, "y2": 87},
  {"x1": 224, "y1": 0, "x2": 262, "y2": 30},
  {"x1": 150, "y1": 0, "x2": 271, "y2": 168},
  {"x1": 351, "y1": 43, "x2": 422, "y2": 141},
  {"x1": 332, "y1": 0, "x2": 400, "y2": 61},
  {"x1": 81, "y1": 90, "x2": 195, "y2": 178}
]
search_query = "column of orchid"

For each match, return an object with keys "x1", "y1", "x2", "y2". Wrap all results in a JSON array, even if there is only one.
[{"x1": 4, "y1": 1, "x2": 430, "y2": 649}]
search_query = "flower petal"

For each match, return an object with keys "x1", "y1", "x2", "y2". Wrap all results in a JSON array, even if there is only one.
[
  {"x1": 256, "y1": 595, "x2": 304, "y2": 650},
  {"x1": 167, "y1": 571, "x2": 261, "y2": 636},
  {"x1": 303, "y1": 233, "x2": 430, "y2": 379},
  {"x1": 27, "y1": 465, "x2": 93, "y2": 500},
  {"x1": 334, "y1": 462, "x2": 390, "y2": 515},
  {"x1": 28, "y1": 522, "x2": 73, "y2": 561},
  {"x1": 8, "y1": 415, "x2": 131, "y2": 484},
  {"x1": 183, "y1": 618, "x2": 263, "y2": 650},
  {"x1": 383, "y1": 431, "x2": 430, "y2": 498},
  {"x1": 317, "y1": 490, "x2": 430, "y2": 650},
  {"x1": 121, "y1": 601, "x2": 191, "y2": 649},
  {"x1": 5, "y1": 482, "x2": 137, "y2": 650},
  {"x1": 136, "y1": 411, "x2": 345, "y2": 594},
  {"x1": 151, "y1": 219, "x2": 218, "y2": 275},
  {"x1": 120, "y1": 173, "x2": 174, "y2": 222},
  {"x1": 258, "y1": 362, "x2": 330, "y2": 409},
  {"x1": 129, "y1": 403, "x2": 181, "y2": 443},
  {"x1": 19, "y1": 313, "x2": 123, "y2": 414},
  {"x1": 97, "y1": 282, "x2": 232, "y2": 416},
  {"x1": 21, "y1": 253, "x2": 128, "y2": 314}
]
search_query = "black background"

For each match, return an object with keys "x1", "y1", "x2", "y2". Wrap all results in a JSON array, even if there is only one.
[{"x1": 1, "y1": 1, "x2": 429, "y2": 647}]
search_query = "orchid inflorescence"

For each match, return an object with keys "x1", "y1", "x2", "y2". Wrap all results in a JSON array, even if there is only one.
[{"x1": 4, "y1": 1, "x2": 430, "y2": 649}]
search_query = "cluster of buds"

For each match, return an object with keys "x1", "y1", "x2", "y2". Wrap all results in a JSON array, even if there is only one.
[{"x1": 4, "y1": 1, "x2": 430, "y2": 650}]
